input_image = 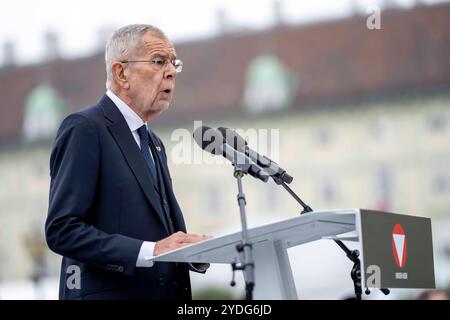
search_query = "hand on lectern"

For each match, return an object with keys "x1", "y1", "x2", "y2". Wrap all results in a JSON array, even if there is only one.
[{"x1": 153, "y1": 231, "x2": 212, "y2": 256}]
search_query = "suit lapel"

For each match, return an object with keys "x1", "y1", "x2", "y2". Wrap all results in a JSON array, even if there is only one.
[{"x1": 100, "y1": 95, "x2": 170, "y2": 234}]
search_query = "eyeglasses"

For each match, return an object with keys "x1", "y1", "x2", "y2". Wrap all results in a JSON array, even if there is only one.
[{"x1": 121, "y1": 57, "x2": 183, "y2": 73}]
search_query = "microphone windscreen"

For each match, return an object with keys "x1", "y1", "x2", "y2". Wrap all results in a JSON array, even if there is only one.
[
  {"x1": 217, "y1": 127, "x2": 247, "y2": 152},
  {"x1": 193, "y1": 126, "x2": 224, "y2": 155}
]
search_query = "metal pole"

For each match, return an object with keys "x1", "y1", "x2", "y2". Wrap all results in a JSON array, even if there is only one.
[{"x1": 234, "y1": 169, "x2": 255, "y2": 300}]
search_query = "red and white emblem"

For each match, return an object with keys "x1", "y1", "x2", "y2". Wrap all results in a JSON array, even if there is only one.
[{"x1": 392, "y1": 224, "x2": 407, "y2": 268}]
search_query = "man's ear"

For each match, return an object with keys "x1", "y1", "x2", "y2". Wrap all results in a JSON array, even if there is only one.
[{"x1": 111, "y1": 62, "x2": 130, "y2": 89}]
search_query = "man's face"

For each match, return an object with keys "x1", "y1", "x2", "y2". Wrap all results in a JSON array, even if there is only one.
[{"x1": 125, "y1": 31, "x2": 177, "y2": 120}]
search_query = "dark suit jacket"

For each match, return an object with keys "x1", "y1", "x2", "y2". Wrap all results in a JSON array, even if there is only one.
[{"x1": 45, "y1": 94, "x2": 192, "y2": 300}]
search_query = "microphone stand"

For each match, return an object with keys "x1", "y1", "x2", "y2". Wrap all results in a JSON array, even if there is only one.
[
  {"x1": 229, "y1": 163, "x2": 256, "y2": 300},
  {"x1": 272, "y1": 177, "x2": 390, "y2": 300},
  {"x1": 275, "y1": 178, "x2": 313, "y2": 214}
]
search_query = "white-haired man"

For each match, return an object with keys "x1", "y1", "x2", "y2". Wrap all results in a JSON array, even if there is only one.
[{"x1": 46, "y1": 24, "x2": 209, "y2": 300}]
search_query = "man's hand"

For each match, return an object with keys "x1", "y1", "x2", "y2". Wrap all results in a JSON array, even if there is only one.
[{"x1": 153, "y1": 231, "x2": 212, "y2": 256}]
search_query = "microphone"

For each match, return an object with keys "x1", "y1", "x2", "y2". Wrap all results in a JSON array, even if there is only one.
[
  {"x1": 217, "y1": 127, "x2": 293, "y2": 184},
  {"x1": 193, "y1": 126, "x2": 269, "y2": 182}
]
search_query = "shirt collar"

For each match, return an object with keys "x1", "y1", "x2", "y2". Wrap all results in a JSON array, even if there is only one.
[{"x1": 106, "y1": 90, "x2": 146, "y2": 132}]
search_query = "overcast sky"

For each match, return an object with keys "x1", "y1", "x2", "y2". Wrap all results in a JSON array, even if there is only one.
[{"x1": 0, "y1": 0, "x2": 447, "y2": 65}]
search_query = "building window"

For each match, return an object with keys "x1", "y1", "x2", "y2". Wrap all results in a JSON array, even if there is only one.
[
  {"x1": 375, "y1": 167, "x2": 394, "y2": 211},
  {"x1": 266, "y1": 184, "x2": 279, "y2": 210},
  {"x1": 431, "y1": 173, "x2": 450, "y2": 194},
  {"x1": 426, "y1": 114, "x2": 447, "y2": 133},
  {"x1": 314, "y1": 128, "x2": 333, "y2": 146},
  {"x1": 205, "y1": 183, "x2": 222, "y2": 216},
  {"x1": 321, "y1": 179, "x2": 337, "y2": 204},
  {"x1": 369, "y1": 117, "x2": 392, "y2": 139}
]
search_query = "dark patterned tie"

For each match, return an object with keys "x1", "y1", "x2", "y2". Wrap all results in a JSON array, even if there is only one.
[{"x1": 137, "y1": 125, "x2": 157, "y2": 182}]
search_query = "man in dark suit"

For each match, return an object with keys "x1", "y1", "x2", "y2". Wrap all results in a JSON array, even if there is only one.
[{"x1": 45, "y1": 24, "x2": 210, "y2": 300}]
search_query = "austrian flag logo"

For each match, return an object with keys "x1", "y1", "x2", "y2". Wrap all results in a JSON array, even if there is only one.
[{"x1": 392, "y1": 224, "x2": 407, "y2": 268}]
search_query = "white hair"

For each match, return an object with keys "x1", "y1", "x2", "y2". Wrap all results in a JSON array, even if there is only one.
[{"x1": 104, "y1": 24, "x2": 165, "y2": 89}]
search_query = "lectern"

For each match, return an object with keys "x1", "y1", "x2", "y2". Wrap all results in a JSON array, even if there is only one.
[{"x1": 148, "y1": 209, "x2": 435, "y2": 299}]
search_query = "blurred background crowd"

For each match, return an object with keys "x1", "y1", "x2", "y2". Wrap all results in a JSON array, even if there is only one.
[{"x1": 0, "y1": 0, "x2": 449, "y2": 299}]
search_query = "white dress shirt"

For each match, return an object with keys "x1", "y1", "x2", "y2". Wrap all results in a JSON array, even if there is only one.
[{"x1": 106, "y1": 90, "x2": 155, "y2": 268}]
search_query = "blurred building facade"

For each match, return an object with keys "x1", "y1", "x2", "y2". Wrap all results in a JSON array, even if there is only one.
[{"x1": 1, "y1": 3, "x2": 449, "y2": 297}]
